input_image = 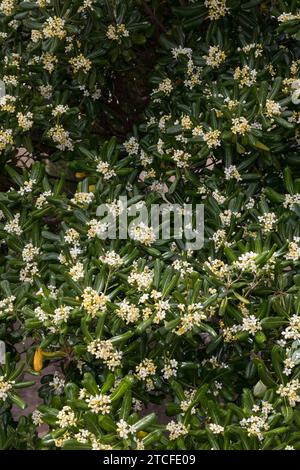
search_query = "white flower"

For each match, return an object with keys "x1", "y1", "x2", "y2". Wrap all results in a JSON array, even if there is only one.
[
  {"x1": 162, "y1": 359, "x2": 178, "y2": 379},
  {"x1": 208, "y1": 423, "x2": 224, "y2": 434},
  {"x1": 71, "y1": 192, "x2": 94, "y2": 207},
  {"x1": 258, "y1": 212, "x2": 277, "y2": 233},
  {"x1": 0, "y1": 295, "x2": 15, "y2": 316},
  {"x1": 166, "y1": 420, "x2": 188, "y2": 440},
  {"x1": 86, "y1": 219, "x2": 108, "y2": 238},
  {"x1": 42, "y1": 16, "x2": 66, "y2": 39},
  {"x1": 96, "y1": 161, "x2": 116, "y2": 180},
  {"x1": 136, "y1": 358, "x2": 156, "y2": 380},
  {"x1": 57, "y1": 406, "x2": 77, "y2": 428},
  {"x1": 87, "y1": 339, "x2": 122, "y2": 370},
  {"x1": 233, "y1": 251, "x2": 257, "y2": 271},
  {"x1": 116, "y1": 419, "x2": 133, "y2": 439},
  {"x1": 32, "y1": 409, "x2": 43, "y2": 426},
  {"x1": 86, "y1": 394, "x2": 111, "y2": 414},
  {"x1": 153, "y1": 78, "x2": 173, "y2": 96},
  {"x1": 17, "y1": 112, "x2": 33, "y2": 131},
  {"x1": 22, "y1": 243, "x2": 40, "y2": 262},
  {"x1": 116, "y1": 299, "x2": 140, "y2": 324},
  {"x1": 225, "y1": 165, "x2": 242, "y2": 181},
  {"x1": 285, "y1": 238, "x2": 300, "y2": 262},
  {"x1": 241, "y1": 315, "x2": 262, "y2": 335},
  {"x1": 204, "y1": 46, "x2": 226, "y2": 68},
  {"x1": 36, "y1": 190, "x2": 52, "y2": 209},
  {"x1": 171, "y1": 46, "x2": 192, "y2": 59},
  {"x1": 53, "y1": 305, "x2": 72, "y2": 325},
  {"x1": 52, "y1": 104, "x2": 69, "y2": 116},
  {"x1": 50, "y1": 372, "x2": 65, "y2": 395},
  {"x1": 82, "y1": 287, "x2": 108, "y2": 317},
  {"x1": 69, "y1": 262, "x2": 84, "y2": 281},
  {"x1": 99, "y1": 250, "x2": 123, "y2": 267},
  {"x1": 4, "y1": 213, "x2": 22, "y2": 235},
  {"x1": 277, "y1": 379, "x2": 300, "y2": 407},
  {"x1": 128, "y1": 263, "x2": 153, "y2": 291},
  {"x1": 0, "y1": 376, "x2": 15, "y2": 401},
  {"x1": 123, "y1": 137, "x2": 139, "y2": 155},
  {"x1": 106, "y1": 24, "x2": 129, "y2": 41},
  {"x1": 129, "y1": 222, "x2": 156, "y2": 246}
]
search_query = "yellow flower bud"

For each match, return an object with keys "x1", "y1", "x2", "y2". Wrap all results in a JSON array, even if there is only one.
[
  {"x1": 33, "y1": 347, "x2": 43, "y2": 372},
  {"x1": 75, "y1": 172, "x2": 87, "y2": 178}
]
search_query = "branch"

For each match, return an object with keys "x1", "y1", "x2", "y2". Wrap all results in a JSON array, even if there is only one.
[{"x1": 141, "y1": 0, "x2": 167, "y2": 33}]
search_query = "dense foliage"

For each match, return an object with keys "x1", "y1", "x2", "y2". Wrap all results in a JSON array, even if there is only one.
[{"x1": 1, "y1": 0, "x2": 300, "y2": 451}]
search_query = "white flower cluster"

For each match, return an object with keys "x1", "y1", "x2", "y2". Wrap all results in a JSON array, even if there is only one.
[
  {"x1": 86, "y1": 219, "x2": 108, "y2": 239},
  {"x1": 128, "y1": 263, "x2": 153, "y2": 291},
  {"x1": 0, "y1": 295, "x2": 15, "y2": 317},
  {"x1": 208, "y1": 423, "x2": 224, "y2": 434},
  {"x1": 240, "y1": 402, "x2": 273, "y2": 441},
  {"x1": 4, "y1": 213, "x2": 22, "y2": 235},
  {"x1": 0, "y1": 0, "x2": 15, "y2": 16},
  {"x1": 34, "y1": 305, "x2": 72, "y2": 332},
  {"x1": 257, "y1": 212, "x2": 277, "y2": 233},
  {"x1": 277, "y1": 379, "x2": 300, "y2": 407},
  {"x1": 82, "y1": 287, "x2": 108, "y2": 317},
  {"x1": 233, "y1": 65, "x2": 257, "y2": 88},
  {"x1": 69, "y1": 54, "x2": 92, "y2": 74},
  {"x1": 204, "y1": 46, "x2": 226, "y2": 69},
  {"x1": 49, "y1": 372, "x2": 65, "y2": 395},
  {"x1": 87, "y1": 339, "x2": 122, "y2": 370},
  {"x1": 225, "y1": 165, "x2": 242, "y2": 181},
  {"x1": 285, "y1": 238, "x2": 300, "y2": 262},
  {"x1": 153, "y1": 78, "x2": 173, "y2": 96},
  {"x1": 69, "y1": 261, "x2": 84, "y2": 281},
  {"x1": 162, "y1": 358, "x2": 178, "y2": 379},
  {"x1": 0, "y1": 376, "x2": 15, "y2": 401},
  {"x1": 180, "y1": 389, "x2": 197, "y2": 415},
  {"x1": 136, "y1": 358, "x2": 156, "y2": 390},
  {"x1": 0, "y1": 127, "x2": 13, "y2": 151},
  {"x1": 36, "y1": 190, "x2": 52, "y2": 209},
  {"x1": 171, "y1": 46, "x2": 192, "y2": 60},
  {"x1": 48, "y1": 124, "x2": 73, "y2": 151},
  {"x1": 99, "y1": 250, "x2": 123, "y2": 268},
  {"x1": 42, "y1": 16, "x2": 66, "y2": 40},
  {"x1": 281, "y1": 315, "x2": 300, "y2": 343},
  {"x1": 175, "y1": 303, "x2": 206, "y2": 336},
  {"x1": 166, "y1": 420, "x2": 188, "y2": 440},
  {"x1": 32, "y1": 409, "x2": 43, "y2": 426},
  {"x1": 284, "y1": 193, "x2": 300, "y2": 210},
  {"x1": 57, "y1": 406, "x2": 77, "y2": 428},
  {"x1": 123, "y1": 137, "x2": 139, "y2": 155},
  {"x1": 106, "y1": 24, "x2": 129, "y2": 42},
  {"x1": 116, "y1": 419, "x2": 133, "y2": 439},
  {"x1": 129, "y1": 222, "x2": 156, "y2": 246},
  {"x1": 20, "y1": 242, "x2": 40, "y2": 284},
  {"x1": 22, "y1": 243, "x2": 40, "y2": 262},
  {"x1": 96, "y1": 161, "x2": 116, "y2": 180},
  {"x1": 116, "y1": 299, "x2": 140, "y2": 324},
  {"x1": 291, "y1": 79, "x2": 300, "y2": 105},
  {"x1": 85, "y1": 393, "x2": 111, "y2": 414},
  {"x1": 70, "y1": 192, "x2": 94, "y2": 207},
  {"x1": 278, "y1": 12, "x2": 300, "y2": 23},
  {"x1": 172, "y1": 259, "x2": 194, "y2": 275},
  {"x1": 17, "y1": 112, "x2": 34, "y2": 131}
]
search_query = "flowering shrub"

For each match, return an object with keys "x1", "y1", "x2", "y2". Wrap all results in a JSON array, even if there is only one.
[
  {"x1": 0, "y1": 0, "x2": 152, "y2": 166},
  {"x1": 1, "y1": 0, "x2": 300, "y2": 452}
]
